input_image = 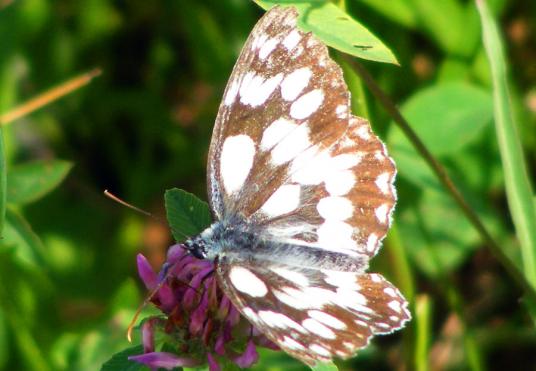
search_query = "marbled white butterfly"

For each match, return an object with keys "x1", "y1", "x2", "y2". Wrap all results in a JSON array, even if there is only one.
[{"x1": 183, "y1": 6, "x2": 410, "y2": 365}]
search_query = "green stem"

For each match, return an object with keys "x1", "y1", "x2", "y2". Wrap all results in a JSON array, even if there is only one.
[
  {"x1": 385, "y1": 224, "x2": 415, "y2": 302},
  {"x1": 415, "y1": 295, "x2": 431, "y2": 371}
]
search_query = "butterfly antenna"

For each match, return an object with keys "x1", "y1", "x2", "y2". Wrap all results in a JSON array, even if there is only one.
[
  {"x1": 126, "y1": 261, "x2": 181, "y2": 342},
  {"x1": 104, "y1": 189, "x2": 165, "y2": 223}
]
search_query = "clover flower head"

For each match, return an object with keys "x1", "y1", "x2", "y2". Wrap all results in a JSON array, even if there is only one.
[{"x1": 128, "y1": 244, "x2": 278, "y2": 370}]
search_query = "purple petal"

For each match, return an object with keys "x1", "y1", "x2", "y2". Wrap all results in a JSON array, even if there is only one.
[
  {"x1": 214, "y1": 332, "x2": 226, "y2": 355},
  {"x1": 136, "y1": 254, "x2": 157, "y2": 290},
  {"x1": 129, "y1": 351, "x2": 200, "y2": 369},
  {"x1": 207, "y1": 353, "x2": 221, "y2": 371},
  {"x1": 166, "y1": 244, "x2": 187, "y2": 264},
  {"x1": 189, "y1": 292, "x2": 209, "y2": 335},
  {"x1": 233, "y1": 339, "x2": 259, "y2": 368},
  {"x1": 157, "y1": 284, "x2": 177, "y2": 312},
  {"x1": 141, "y1": 318, "x2": 158, "y2": 353},
  {"x1": 182, "y1": 287, "x2": 198, "y2": 310},
  {"x1": 225, "y1": 305, "x2": 241, "y2": 327},
  {"x1": 217, "y1": 295, "x2": 231, "y2": 320}
]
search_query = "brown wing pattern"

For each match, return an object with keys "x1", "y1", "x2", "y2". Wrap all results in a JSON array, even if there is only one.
[
  {"x1": 207, "y1": 6, "x2": 396, "y2": 258},
  {"x1": 216, "y1": 258, "x2": 410, "y2": 365}
]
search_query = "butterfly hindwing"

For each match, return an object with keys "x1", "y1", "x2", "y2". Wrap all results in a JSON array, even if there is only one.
[{"x1": 215, "y1": 258, "x2": 410, "y2": 365}]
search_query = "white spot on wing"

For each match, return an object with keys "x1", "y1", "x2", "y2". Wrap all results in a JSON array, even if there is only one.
[
  {"x1": 281, "y1": 67, "x2": 312, "y2": 101},
  {"x1": 282, "y1": 29, "x2": 301, "y2": 50},
  {"x1": 384, "y1": 287, "x2": 397, "y2": 297},
  {"x1": 366, "y1": 233, "x2": 378, "y2": 253},
  {"x1": 258, "y1": 310, "x2": 306, "y2": 332},
  {"x1": 309, "y1": 343, "x2": 331, "y2": 357},
  {"x1": 261, "y1": 184, "x2": 301, "y2": 217},
  {"x1": 375, "y1": 172, "x2": 391, "y2": 194},
  {"x1": 273, "y1": 286, "x2": 334, "y2": 309},
  {"x1": 334, "y1": 289, "x2": 369, "y2": 312},
  {"x1": 371, "y1": 274, "x2": 382, "y2": 283},
  {"x1": 259, "y1": 37, "x2": 278, "y2": 60},
  {"x1": 229, "y1": 266, "x2": 267, "y2": 297},
  {"x1": 388, "y1": 300, "x2": 402, "y2": 313},
  {"x1": 271, "y1": 267, "x2": 309, "y2": 287},
  {"x1": 302, "y1": 318, "x2": 336, "y2": 339},
  {"x1": 317, "y1": 220, "x2": 356, "y2": 252},
  {"x1": 336, "y1": 104, "x2": 348, "y2": 118},
  {"x1": 308, "y1": 310, "x2": 347, "y2": 330},
  {"x1": 322, "y1": 270, "x2": 360, "y2": 290},
  {"x1": 260, "y1": 118, "x2": 297, "y2": 151},
  {"x1": 375, "y1": 203, "x2": 389, "y2": 224},
  {"x1": 271, "y1": 122, "x2": 310, "y2": 165},
  {"x1": 356, "y1": 125, "x2": 371, "y2": 140},
  {"x1": 282, "y1": 336, "x2": 305, "y2": 351},
  {"x1": 220, "y1": 135, "x2": 255, "y2": 194},
  {"x1": 290, "y1": 89, "x2": 324, "y2": 119},
  {"x1": 239, "y1": 73, "x2": 283, "y2": 107},
  {"x1": 317, "y1": 196, "x2": 354, "y2": 221},
  {"x1": 325, "y1": 170, "x2": 355, "y2": 196},
  {"x1": 224, "y1": 78, "x2": 240, "y2": 106}
]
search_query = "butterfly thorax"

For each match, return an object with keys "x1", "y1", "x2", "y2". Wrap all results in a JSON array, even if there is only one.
[
  {"x1": 184, "y1": 216, "x2": 257, "y2": 260},
  {"x1": 184, "y1": 216, "x2": 369, "y2": 272}
]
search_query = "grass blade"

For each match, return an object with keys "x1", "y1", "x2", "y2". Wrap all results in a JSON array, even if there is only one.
[
  {"x1": 0, "y1": 127, "x2": 5, "y2": 235},
  {"x1": 477, "y1": 0, "x2": 536, "y2": 287},
  {"x1": 415, "y1": 295, "x2": 431, "y2": 371}
]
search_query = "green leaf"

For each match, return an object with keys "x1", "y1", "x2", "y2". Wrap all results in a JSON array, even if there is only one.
[
  {"x1": 2, "y1": 208, "x2": 47, "y2": 267},
  {"x1": 165, "y1": 188, "x2": 212, "y2": 241},
  {"x1": 477, "y1": 0, "x2": 536, "y2": 288},
  {"x1": 6, "y1": 160, "x2": 72, "y2": 205},
  {"x1": 100, "y1": 345, "x2": 145, "y2": 371},
  {"x1": 358, "y1": 0, "x2": 418, "y2": 29},
  {"x1": 255, "y1": 1, "x2": 398, "y2": 64},
  {"x1": 310, "y1": 361, "x2": 339, "y2": 371},
  {"x1": 388, "y1": 82, "x2": 493, "y2": 190},
  {"x1": 0, "y1": 127, "x2": 5, "y2": 235},
  {"x1": 398, "y1": 189, "x2": 480, "y2": 277},
  {"x1": 411, "y1": 0, "x2": 479, "y2": 58}
]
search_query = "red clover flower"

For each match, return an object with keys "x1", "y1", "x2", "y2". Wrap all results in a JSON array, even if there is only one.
[{"x1": 128, "y1": 244, "x2": 278, "y2": 370}]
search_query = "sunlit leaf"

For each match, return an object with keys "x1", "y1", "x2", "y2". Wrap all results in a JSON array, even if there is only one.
[
  {"x1": 388, "y1": 82, "x2": 493, "y2": 190},
  {"x1": 255, "y1": 1, "x2": 398, "y2": 64},
  {"x1": 165, "y1": 188, "x2": 212, "y2": 241}
]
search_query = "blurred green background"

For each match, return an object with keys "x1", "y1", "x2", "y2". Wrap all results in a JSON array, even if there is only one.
[{"x1": 0, "y1": 0, "x2": 535, "y2": 370}]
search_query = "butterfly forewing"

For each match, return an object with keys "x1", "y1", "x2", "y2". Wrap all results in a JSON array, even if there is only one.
[
  {"x1": 208, "y1": 7, "x2": 348, "y2": 216},
  {"x1": 208, "y1": 7, "x2": 396, "y2": 259}
]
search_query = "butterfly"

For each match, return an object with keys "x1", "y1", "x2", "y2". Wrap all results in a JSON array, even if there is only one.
[{"x1": 183, "y1": 6, "x2": 410, "y2": 365}]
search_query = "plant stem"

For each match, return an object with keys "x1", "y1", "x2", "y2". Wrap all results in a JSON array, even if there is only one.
[{"x1": 0, "y1": 68, "x2": 101, "y2": 126}]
